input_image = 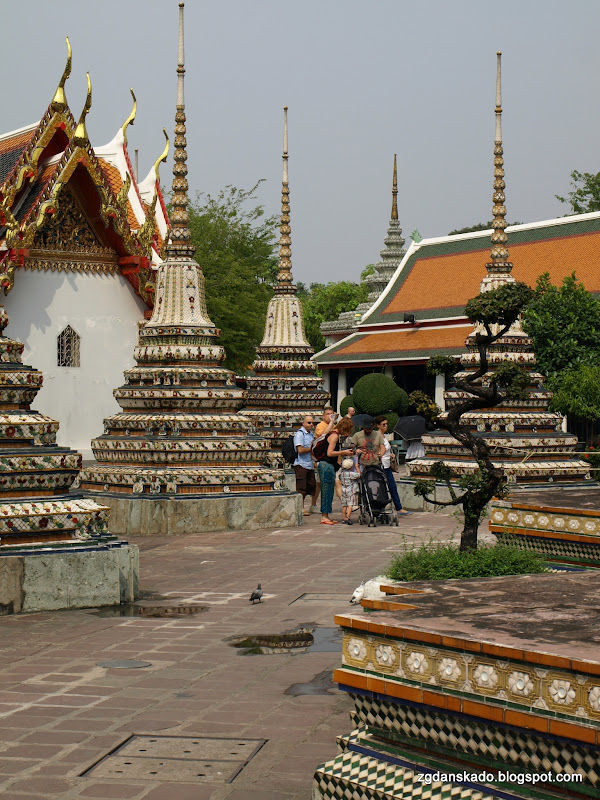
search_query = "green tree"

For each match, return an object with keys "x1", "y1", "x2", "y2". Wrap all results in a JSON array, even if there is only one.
[
  {"x1": 549, "y1": 365, "x2": 600, "y2": 420},
  {"x1": 521, "y1": 272, "x2": 600, "y2": 376},
  {"x1": 556, "y1": 170, "x2": 600, "y2": 214},
  {"x1": 186, "y1": 182, "x2": 278, "y2": 373},
  {"x1": 297, "y1": 280, "x2": 368, "y2": 352},
  {"x1": 410, "y1": 281, "x2": 534, "y2": 552}
]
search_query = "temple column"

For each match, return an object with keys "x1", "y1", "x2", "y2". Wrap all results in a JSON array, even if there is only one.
[
  {"x1": 337, "y1": 368, "x2": 348, "y2": 412},
  {"x1": 384, "y1": 365, "x2": 393, "y2": 379},
  {"x1": 435, "y1": 373, "x2": 445, "y2": 411},
  {"x1": 321, "y1": 368, "x2": 331, "y2": 395}
]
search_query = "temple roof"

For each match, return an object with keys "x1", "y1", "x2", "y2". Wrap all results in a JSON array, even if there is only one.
[
  {"x1": 315, "y1": 210, "x2": 600, "y2": 365},
  {"x1": 0, "y1": 123, "x2": 39, "y2": 185},
  {"x1": 0, "y1": 44, "x2": 170, "y2": 306}
]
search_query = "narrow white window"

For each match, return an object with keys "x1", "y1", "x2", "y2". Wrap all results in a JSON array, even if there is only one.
[{"x1": 57, "y1": 325, "x2": 80, "y2": 367}]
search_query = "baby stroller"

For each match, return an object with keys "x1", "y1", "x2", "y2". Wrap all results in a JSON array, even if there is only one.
[{"x1": 358, "y1": 466, "x2": 399, "y2": 527}]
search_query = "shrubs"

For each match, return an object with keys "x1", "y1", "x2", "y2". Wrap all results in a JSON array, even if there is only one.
[
  {"x1": 340, "y1": 395, "x2": 354, "y2": 416},
  {"x1": 351, "y1": 373, "x2": 408, "y2": 418},
  {"x1": 385, "y1": 541, "x2": 548, "y2": 582}
]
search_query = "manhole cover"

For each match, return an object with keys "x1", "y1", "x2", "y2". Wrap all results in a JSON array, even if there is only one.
[
  {"x1": 82, "y1": 735, "x2": 266, "y2": 783},
  {"x1": 96, "y1": 660, "x2": 152, "y2": 669}
]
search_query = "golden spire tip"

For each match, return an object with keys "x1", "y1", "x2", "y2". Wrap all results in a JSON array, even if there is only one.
[
  {"x1": 51, "y1": 36, "x2": 72, "y2": 112},
  {"x1": 121, "y1": 88, "x2": 137, "y2": 144}
]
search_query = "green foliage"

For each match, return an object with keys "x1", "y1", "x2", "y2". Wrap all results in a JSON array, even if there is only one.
[
  {"x1": 492, "y1": 362, "x2": 530, "y2": 401},
  {"x1": 185, "y1": 182, "x2": 278, "y2": 373},
  {"x1": 351, "y1": 373, "x2": 409, "y2": 417},
  {"x1": 556, "y1": 170, "x2": 600, "y2": 214},
  {"x1": 465, "y1": 281, "x2": 534, "y2": 328},
  {"x1": 297, "y1": 281, "x2": 368, "y2": 352},
  {"x1": 360, "y1": 263, "x2": 376, "y2": 280},
  {"x1": 427, "y1": 355, "x2": 459, "y2": 379},
  {"x1": 549, "y1": 365, "x2": 600, "y2": 420},
  {"x1": 339, "y1": 395, "x2": 355, "y2": 416},
  {"x1": 522, "y1": 272, "x2": 600, "y2": 376},
  {"x1": 409, "y1": 390, "x2": 441, "y2": 424},
  {"x1": 385, "y1": 541, "x2": 548, "y2": 582}
]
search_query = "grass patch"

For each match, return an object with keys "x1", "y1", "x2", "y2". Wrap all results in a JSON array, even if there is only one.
[{"x1": 385, "y1": 542, "x2": 548, "y2": 582}]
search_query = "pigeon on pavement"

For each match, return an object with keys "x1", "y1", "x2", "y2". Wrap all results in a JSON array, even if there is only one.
[
  {"x1": 349, "y1": 581, "x2": 365, "y2": 604},
  {"x1": 249, "y1": 583, "x2": 263, "y2": 604}
]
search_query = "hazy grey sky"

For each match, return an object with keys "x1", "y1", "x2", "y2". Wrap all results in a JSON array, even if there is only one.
[{"x1": 3, "y1": 1, "x2": 599, "y2": 285}]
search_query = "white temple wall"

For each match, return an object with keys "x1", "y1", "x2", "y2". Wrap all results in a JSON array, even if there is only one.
[{"x1": 3, "y1": 270, "x2": 146, "y2": 459}]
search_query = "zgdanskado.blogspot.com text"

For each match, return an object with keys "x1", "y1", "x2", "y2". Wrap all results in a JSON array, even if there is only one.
[{"x1": 417, "y1": 770, "x2": 583, "y2": 786}]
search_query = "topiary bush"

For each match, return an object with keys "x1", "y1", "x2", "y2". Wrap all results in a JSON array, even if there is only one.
[
  {"x1": 351, "y1": 373, "x2": 408, "y2": 417},
  {"x1": 385, "y1": 541, "x2": 548, "y2": 582},
  {"x1": 339, "y1": 395, "x2": 355, "y2": 416}
]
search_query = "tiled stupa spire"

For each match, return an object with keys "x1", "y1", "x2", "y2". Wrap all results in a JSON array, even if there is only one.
[
  {"x1": 240, "y1": 107, "x2": 329, "y2": 448},
  {"x1": 0, "y1": 307, "x2": 113, "y2": 552},
  {"x1": 320, "y1": 156, "x2": 406, "y2": 340},
  {"x1": 363, "y1": 154, "x2": 407, "y2": 306},
  {"x1": 79, "y1": 3, "x2": 285, "y2": 497},
  {"x1": 409, "y1": 54, "x2": 589, "y2": 486}
]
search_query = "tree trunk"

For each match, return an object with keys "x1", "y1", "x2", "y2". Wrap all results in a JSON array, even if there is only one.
[{"x1": 460, "y1": 500, "x2": 481, "y2": 551}]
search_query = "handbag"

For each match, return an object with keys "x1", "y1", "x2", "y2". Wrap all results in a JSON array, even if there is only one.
[{"x1": 390, "y1": 450, "x2": 400, "y2": 474}]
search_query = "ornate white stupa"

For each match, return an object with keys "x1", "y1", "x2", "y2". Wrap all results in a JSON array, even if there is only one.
[
  {"x1": 240, "y1": 107, "x2": 329, "y2": 448},
  {"x1": 409, "y1": 54, "x2": 590, "y2": 486},
  {"x1": 79, "y1": 4, "x2": 299, "y2": 531}
]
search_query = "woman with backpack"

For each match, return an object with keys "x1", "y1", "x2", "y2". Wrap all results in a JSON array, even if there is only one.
[{"x1": 314, "y1": 420, "x2": 354, "y2": 525}]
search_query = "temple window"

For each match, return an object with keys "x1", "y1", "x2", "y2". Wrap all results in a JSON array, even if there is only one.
[{"x1": 57, "y1": 325, "x2": 81, "y2": 367}]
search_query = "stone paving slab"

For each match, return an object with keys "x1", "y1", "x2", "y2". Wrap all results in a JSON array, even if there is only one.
[{"x1": 0, "y1": 506, "x2": 483, "y2": 799}]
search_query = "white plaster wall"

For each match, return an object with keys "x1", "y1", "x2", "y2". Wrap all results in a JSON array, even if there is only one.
[{"x1": 3, "y1": 269, "x2": 146, "y2": 459}]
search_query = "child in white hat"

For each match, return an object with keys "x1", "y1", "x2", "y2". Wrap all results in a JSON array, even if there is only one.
[{"x1": 339, "y1": 457, "x2": 360, "y2": 525}]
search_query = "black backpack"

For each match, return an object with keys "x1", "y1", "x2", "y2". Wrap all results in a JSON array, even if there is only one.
[{"x1": 281, "y1": 435, "x2": 297, "y2": 465}]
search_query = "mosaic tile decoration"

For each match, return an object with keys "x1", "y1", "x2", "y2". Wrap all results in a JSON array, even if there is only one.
[
  {"x1": 313, "y1": 749, "x2": 495, "y2": 800},
  {"x1": 347, "y1": 692, "x2": 599, "y2": 787},
  {"x1": 490, "y1": 502, "x2": 600, "y2": 568},
  {"x1": 340, "y1": 630, "x2": 600, "y2": 724},
  {"x1": 0, "y1": 307, "x2": 114, "y2": 549},
  {"x1": 80, "y1": 260, "x2": 288, "y2": 497}
]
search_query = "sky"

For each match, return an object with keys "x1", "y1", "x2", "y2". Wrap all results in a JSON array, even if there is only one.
[{"x1": 3, "y1": 0, "x2": 599, "y2": 285}]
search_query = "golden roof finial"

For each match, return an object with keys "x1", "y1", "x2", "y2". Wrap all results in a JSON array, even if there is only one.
[
  {"x1": 391, "y1": 154, "x2": 398, "y2": 221},
  {"x1": 121, "y1": 89, "x2": 137, "y2": 145},
  {"x1": 487, "y1": 51, "x2": 511, "y2": 271},
  {"x1": 73, "y1": 72, "x2": 92, "y2": 145},
  {"x1": 51, "y1": 37, "x2": 72, "y2": 113},
  {"x1": 275, "y1": 106, "x2": 295, "y2": 292},
  {"x1": 153, "y1": 129, "x2": 170, "y2": 181},
  {"x1": 167, "y1": 2, "x2": 195, "y2": 258}
]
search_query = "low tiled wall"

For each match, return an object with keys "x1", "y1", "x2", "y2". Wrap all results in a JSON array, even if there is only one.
[
  {"x1": 490, "y1": 500, "x2": 600, "y2": 569},
  {"x1": 313, "y1": 578, "x2": 600, "y2": 800}
]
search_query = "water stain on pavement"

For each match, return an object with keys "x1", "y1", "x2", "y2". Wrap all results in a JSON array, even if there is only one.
[
  {"x1": 227, "y1": 625, "x2": 341, "y2": 656},
  {"x1": 285, "y1": 668, "x2": 338, "y2": 696}
]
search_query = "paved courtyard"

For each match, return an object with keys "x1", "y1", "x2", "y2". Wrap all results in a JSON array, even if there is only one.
[{"x1": 0, "y1": 506, "x2": 492, "y2": 800}]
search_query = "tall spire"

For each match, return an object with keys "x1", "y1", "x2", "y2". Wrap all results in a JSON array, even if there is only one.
[
  {"x1": 51, "y1": 37, "x2": 72, "y2": 113},
  {"x1": 391, "y1": 154, "x2": 398, "y2": 221},
  {"x1": 488, "y1": 51, "x2": 511, "y2": 272},
  {"x1": 167, "y1": 2, "x2": 195, "y2": 258},
  {"x1": 275, "y1": 106, "x2": 295, "y2": 292}
]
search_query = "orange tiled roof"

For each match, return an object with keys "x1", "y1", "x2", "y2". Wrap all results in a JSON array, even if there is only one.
[
  {"x1": 316, "y1": 324, "x2": 471, "y2": 364},
  {"x1": 0, "y1": 127, "x2": 38, "y2": 185},
  {"x1": 367, "y1": 216, "x2": 600, "y2": 325}
]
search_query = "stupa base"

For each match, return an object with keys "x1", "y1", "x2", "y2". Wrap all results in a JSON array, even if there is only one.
[
  {"x1": 0, "y1": 542, "x2": 138, "y2": 614},
  {"x1": 83, "y1": 490, "x2": 303, "y2": 535},
  {"x1": 397, "y1": 476, "x2": 596, "y2": 511}
]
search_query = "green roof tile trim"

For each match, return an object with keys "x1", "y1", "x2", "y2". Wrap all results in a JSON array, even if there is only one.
[
  {"x1": 315, "y1": 340, "x2": 467, "y2": 365},
  {"x1": 365, "y1": 215, "x2": 600, "y2": 325}
]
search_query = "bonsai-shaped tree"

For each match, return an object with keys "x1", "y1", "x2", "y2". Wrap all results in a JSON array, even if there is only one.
[{"x1": 409, "y1": 281, "x2": 534, "y2": 551}]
